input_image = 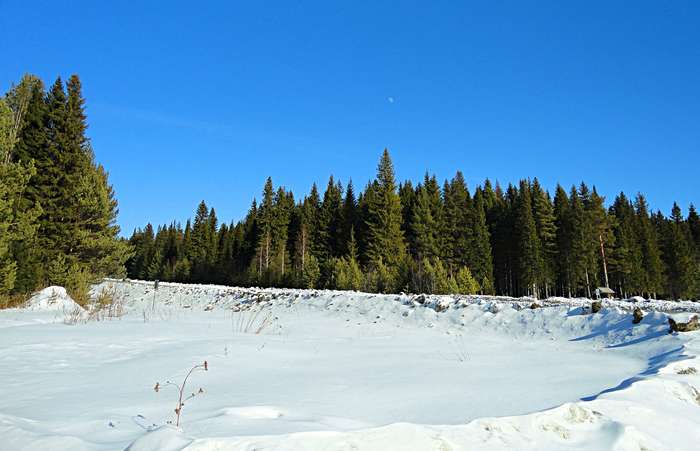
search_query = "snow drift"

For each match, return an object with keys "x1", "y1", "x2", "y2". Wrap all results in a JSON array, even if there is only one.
[{"x1": 24, "y1": 286, "x2": 84, "y2": 312}]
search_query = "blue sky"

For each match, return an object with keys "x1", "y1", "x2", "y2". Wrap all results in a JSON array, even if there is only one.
[{"x1": 1, "y1": 1, "x2": 699, "y2": 235}]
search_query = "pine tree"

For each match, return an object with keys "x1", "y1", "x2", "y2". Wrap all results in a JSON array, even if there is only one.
[{"x1": 365, "y1": 149, "x2": 406, "y2": 270}]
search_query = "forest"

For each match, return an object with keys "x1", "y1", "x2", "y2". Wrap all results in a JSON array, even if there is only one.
[
  {"x1": 1, "y1": 74, "x2": 699, "y2": 301},
  {"x1": 127, "y1": 150, "x2": 700, "y2": 300}
]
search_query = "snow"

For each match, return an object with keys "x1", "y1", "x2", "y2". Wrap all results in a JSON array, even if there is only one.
[
  {"x1": 24, "y1": 286, "x2": 84, "y2": 312},
  {"x1": 1, "y1": 279, "x2": 699, "y2": 450}
]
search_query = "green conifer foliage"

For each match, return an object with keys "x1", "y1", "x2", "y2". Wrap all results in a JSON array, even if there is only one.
[
  {"x1": 365, "y1": 149, "x2": 406, "y2": 269},
  {"x1": 662, "y1": 204, "x2": 696, "y2": 299},
  {"x1": 634, "y1": 195, "x2": 664, "y2": 297}
]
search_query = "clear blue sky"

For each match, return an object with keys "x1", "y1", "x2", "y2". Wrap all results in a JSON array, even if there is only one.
[{"x1": 2, "y1": 1, "x2": 699, "y2": 235}]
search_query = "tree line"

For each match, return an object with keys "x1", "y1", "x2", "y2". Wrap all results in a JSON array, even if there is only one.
[
  {"x1": 127, "y1": 149, "x2": 700, "y2": 300},
  {"x1": 0, "y1": 74, "x2": 129, "y2": 302},
  {"x1": 2, "y1": 73, "x2": 697, "y2": 301}
]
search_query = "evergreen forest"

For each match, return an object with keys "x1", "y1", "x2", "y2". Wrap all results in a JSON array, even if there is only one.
[{"x1": 2, "y1": 74, "x2": 699, "y2": 301}]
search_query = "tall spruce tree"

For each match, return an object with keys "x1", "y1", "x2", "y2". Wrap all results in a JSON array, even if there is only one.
[
  {"x1": 515, "y1": 180, "x2": 541, "y2": 297},
  {"x1": 443, "y1": 172, "x2": 471, "y2": 271},
  {"x1": 553, "y1": 185, "x2": 573, "y2": 296},
  {"x1": 634, "y1": 194, "x2": 664, "y2": 297},
  {"x1": 365, "y1": 149, "x2": 406, "y2": 268},
  {"x1": 471, "y1": 189, "x2": 494, "y2": 293},
  {"x1": 0, "y1": 98, "x2": 41, "y2": 295},
  {"x1": 531, "y1": 179, "x2": 557, "y2": 297},
  {"x1": 662, "y1": 203, "x2": 696, "y2": 299},
  {"x1": 410, "y1": 175, "x2": 443, "y2": 261}
]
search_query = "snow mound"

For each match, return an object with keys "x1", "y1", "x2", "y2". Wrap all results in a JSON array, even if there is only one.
[
  {"x1": 125, "y1": 426, "x2": 193, "y2": 451},
  {"x1": 25, "y1": 286, "x2": 84, "y2": 312}
]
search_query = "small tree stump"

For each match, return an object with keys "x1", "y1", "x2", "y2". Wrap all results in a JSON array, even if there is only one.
[
  {"x1": 530, "y1": 302, "x2": 541, "y2": 309},
  {"x1": 591, "y1": 301, "x2": 602, "y2": 314},
  {"x1": 632, "y1": 307, "x2": 644, "y2": 324},
  {"x1": 669, "y1": 315, "x2": 700, "y2": 333}
]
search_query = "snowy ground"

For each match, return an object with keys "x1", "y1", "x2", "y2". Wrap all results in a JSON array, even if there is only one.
[{"x1": 1, "y1": 281, "x2": 699, "y2": 450}]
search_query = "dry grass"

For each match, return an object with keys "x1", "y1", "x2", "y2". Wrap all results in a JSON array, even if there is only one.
[
  {"x1": 0, "y1": 293, "x2": 27, "y2": 309},
  {"x1": 63, "y1": 305, "x2": 86, "y2": 325},
  {"x1": 88, "y1": 286, "x2": 124, "y2": 321},
  {"x1": 231, "y1": 306, "x2": 276, "y2": 334}
]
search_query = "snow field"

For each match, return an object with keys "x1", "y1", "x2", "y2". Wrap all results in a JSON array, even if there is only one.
[{"x1": 0, "y1": 279, "x2": 698, "y2": 450}]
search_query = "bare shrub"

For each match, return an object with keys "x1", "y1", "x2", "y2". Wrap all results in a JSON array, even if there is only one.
[
  {"x1": 154, "y1": 361, "x2": 208, "y2": 427},
  {"x1": 63, "y1": 305, "x2": 85, "y2": 325}
]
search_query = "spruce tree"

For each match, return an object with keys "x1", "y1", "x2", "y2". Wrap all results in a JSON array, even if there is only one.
[
  {"x1": 365, "y1": 149, "x2": 406, "y2": 269},
  {"x1": 609, "y1": 193, "x2": 644, "y2": 297},
  {"x1": 411, "y1": 176, "x2": 442, "y2": 261},
  {"x1": 341, "y1": 179, "x2": 358, "y2": 255},
  {"x1": 663, "y1": 203, "x2": 696, "y2": 299},
  {"x1": 688, "y1": 204, "x2": 700, "y2": 254},
  {"x1": 443, "y1": 172, "x2": 471, "y2": 271},
  {"x1": 531, "y1": 178, "x2": 557, "y2": 297},
  {"x1": 515, "y1": 180, "x2": 541, "y2": 297},
  {"x1": 470, "y1": 189, "x2": 494, "y2": 293},
  {"x1": 553, "y1": 185, "x2": 573, "y2": 296},
  {"x1": 0, "y1": 98, "x2": 41, "y2": 295},
  {"x1": 634, "y1": 194, "x2": 664, "y2": 297}
]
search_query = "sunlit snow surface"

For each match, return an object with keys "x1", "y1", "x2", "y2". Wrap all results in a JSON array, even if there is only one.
[{"x1": 1, "y1": 280, "x2": 699, "y2": 450}]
